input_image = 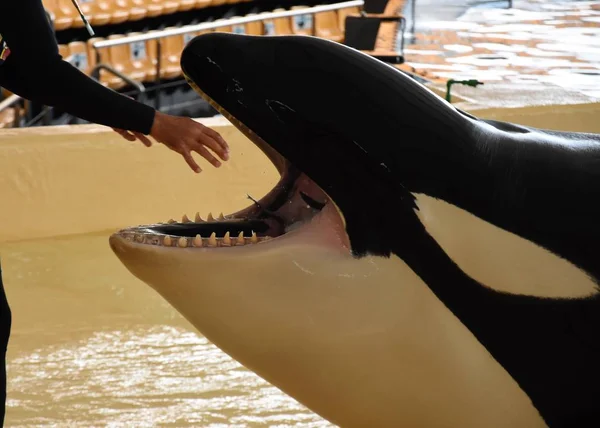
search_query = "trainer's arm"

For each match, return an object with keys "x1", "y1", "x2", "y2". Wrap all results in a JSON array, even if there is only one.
[{"x1": 0, "y1": 0, "x2": 155, "y2": 134}]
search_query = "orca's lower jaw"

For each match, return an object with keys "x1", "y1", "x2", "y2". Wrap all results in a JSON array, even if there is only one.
[{"x1": 111, "y1": 87, "x2": 349, "y2": 253}]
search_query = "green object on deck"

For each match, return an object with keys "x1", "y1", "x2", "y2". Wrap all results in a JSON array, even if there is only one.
[{"x1": 445, "y1": 79, "x2": 484, "y2": 102}]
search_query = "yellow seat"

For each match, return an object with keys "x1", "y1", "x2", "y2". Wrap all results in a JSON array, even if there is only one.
[
  {"x1": 290, "y1": 6, "x2": 313, "y2": 36},
  {"x1": 315, "y1": 10, "x2": 344, "y2": 42}
]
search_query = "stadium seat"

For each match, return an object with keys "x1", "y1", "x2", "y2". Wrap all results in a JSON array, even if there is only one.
[
  {"x1": 50, "y1": 0, "x2": 81, "y2": 29},
  {"x1": 86, "y1": 0, "x2": 129, "y2": 25},
  {"x1": 243, "y1": 14, "x2": 263, "y2": 35},
  {"x1": 195, "y1": 0, "x2": 212, "y2": 9},
  {"x1": 227, "y1": 16, "x2": 247, "y2": 35},
  {"x1": 127, "y1": 32, "x2": 157, "y2": 82},
  {"x1": 143, "y1": 0, "x2": 179, "y2": 15},
  {"x1": 270, "y1": 9, "x2": 293, "y2": 35},
  {"x1": 108, "y1": 34, "x2": 148, "y2": 83},
  {"x1": 315, "y1": 10, "x2": 344, "y2": 42},
  {"x1": 86, "y1": 37, "x2": 114, "y2": 87},
  {"x1": 79, "y1": 1, "x2": 111, "y2": 26},
  {"x1": 58, "y1": 44, "x2": 69, "y2": 60},
  {"x1": 154, "y1": 29, "x2": 184, "y2": 79},
  {"x1": 338, "y1": 6, "x2": 361, "y2": 31},
  {"x1": 213, "y1": 19, "x2": 233, "y2": 33},
  {"x1": 113, "y1": 0, "x2": 146, "y2": 21},
  {"x1": 67, "y1": 41, "x2": 92, "y2": 74},
  {"x1": 177, "y1": 0, "x2": 197, "y2": 12},
  {"x1": 290, "y1": 6, "x2": 314, "y2": 36}
]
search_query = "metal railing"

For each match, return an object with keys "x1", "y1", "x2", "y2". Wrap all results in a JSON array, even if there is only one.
[
  {"x1": 91, "y1": 0, "x2": 364, "y2": 49},
  {"x1": 90, "y1": 0, "x2": 366, "y2": 110}
]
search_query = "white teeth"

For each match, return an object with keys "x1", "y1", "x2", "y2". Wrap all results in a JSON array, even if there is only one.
[
  {"x1": 218, "y1": 212, "x2": 225, "y2": 220},
  {"x1": 178, "y1": 237, "x2": 188, "y2": 248},
  {"x1": 182, "y1": 214, "x2": 191, "y2": 223},
  {"x1": 208, "y1": 232, "x2": 217, "y2": 247},
  {"x1": 251, "y1": 231, "x2": 258, "y2": 244},
  {"x1": 207, "y1": 212, "x2": 215, "y2": 222},
  {"x1": 237, "y1": 231, "x2": 245, "y2": 246},
  {"x1": 195, "y1": 212, "x2": 204, "y2": 222},
  {"x1": 193, "y1": 234, "x2": 203, "y2": 247},
  {"x1": 163, "y1": 235, "x2": 172, "y2": 246},
  {"x1": 167, "y1": 219, "x2": 176, "y2": 224},
  {"x1": 222, "y1": 231, "x2": 231, "y2": 246}
]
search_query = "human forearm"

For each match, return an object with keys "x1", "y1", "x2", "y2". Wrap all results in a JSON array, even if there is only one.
[{"x1": 0, "y1": 59, "x2": 155, "y2": 134}]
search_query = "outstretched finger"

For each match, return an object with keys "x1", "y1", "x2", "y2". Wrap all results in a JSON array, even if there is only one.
[
  {"x1": 113, "y1": 128, "x2": 137, "y2": 142},
  {"x1": 195, "y1": 132, "x2": 229, "y2": 161},
  {"x1": 192, "y1": 143, "x2": 222, "y2": 168},
  {"x1": 181, "y1": 149, "x2": 202, "y2": 173},
  {"x1": 133, "y1": 132, "x2": 153, "y2": 147},
  {"x1": 202, "y1": 126, "x2": 229, "y2": 151}
]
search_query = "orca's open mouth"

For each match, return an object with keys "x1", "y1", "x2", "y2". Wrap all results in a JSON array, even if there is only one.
[{"x1": 114, "y1": 83, "x2": 347, "y2": 251}]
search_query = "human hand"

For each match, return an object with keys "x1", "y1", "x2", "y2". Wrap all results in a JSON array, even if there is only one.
[
  {"x1": 149, "y1": 111, "x2": 229, "y2": 173},
  {"x1": 112, "y1": 127, "x2": 153, "y2": 147}
]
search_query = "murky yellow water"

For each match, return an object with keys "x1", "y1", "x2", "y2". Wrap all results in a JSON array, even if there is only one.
[{"x1": 0, "y1": 233, "x2": 333, "y2": 427}]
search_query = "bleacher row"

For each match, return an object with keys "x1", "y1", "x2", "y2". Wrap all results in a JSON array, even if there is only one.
[
  {"x1": 42, "y1": 0, "x2": 250, "y2": 30},
  {"x1": 59, "y1": 6, "x2": 360, "y2": 90}
]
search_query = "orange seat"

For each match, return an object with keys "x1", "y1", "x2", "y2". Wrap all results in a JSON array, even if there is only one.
[
  {"x1": 243, "y1": 14, "x2": 263, "y2": 35},
  {"x1": 85, "y1": 0, "x2": 128, "y2": 24},
  {"x1": 337, "y1": 6, "x2": 361, "y2": 31},
  {"x1": 176, "y1": 0, "x2": 196, "y2": 11},
  {"x1": 67, "y1": 41, "x2": 92, "y2": 74},
  {"x1": 315, "y1": 10, "x2": 344, "y2": 42},
  {"x1": 58, "y1": 44, "x2": 70, "y2": 60},
  {"x1": 86, "y1": 37, "x2": 115, "y2": 87},
  {"x1": 272, "y1": 9, "x2": 294, "y2": 35},
  {"x1": 79, "y1": 0, "x2": 111, "y2": 26},
  {"x1": 290, "y1": 6, "x2": 313, "y2": 36},
  {"x1": 182, "y1": 31, "x2": 201, "y2": 47},
  {"x1": 195, "y1": 0, "x2": 211, "y2": 8},
  {"x1": 142, "y1": 0, "x2": 178, "y2": 15},
  {"x1": 228, "y1": 16, "x2": 247, "y2": 35},
  {"x1": 108, "y1": 34, "x2": 147, "y2": 83},
  {"x1": 213, "y1": 19, "x2": 232, "y2": 33},
  {"x1": 113, "y1": 0, "x2": 146, "y2": 21},
  {"x1": 0, "y1": 107, "x2": 19, "y2": 129},
  {"x1": 47, "y1": 0, "x2": 80, "y2": 29},
  {"x1": 152, "y1": 29, "x2": 184, "y2": 80},
  {"x1": 127, "y1": 32, "x2": 158, "y2": 83}
]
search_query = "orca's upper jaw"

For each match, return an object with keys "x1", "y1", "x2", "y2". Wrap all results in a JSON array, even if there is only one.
[{"x1": 180, "y1": 33, "x2": 425, "y2": 256}]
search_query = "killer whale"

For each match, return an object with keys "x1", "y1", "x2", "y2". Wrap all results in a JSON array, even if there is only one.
[{"x1": 110, "y1": 33, "x2": 600, "y2": 427}]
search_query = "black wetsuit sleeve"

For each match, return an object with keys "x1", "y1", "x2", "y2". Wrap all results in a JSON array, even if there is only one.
[{"x1": 0, "y1": 0, "x2": 155, "y2": 134}]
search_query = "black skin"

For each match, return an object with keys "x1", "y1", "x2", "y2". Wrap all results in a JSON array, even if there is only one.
[{"x1": 181, "y1": 33, "x2": 600, "y2": 427}]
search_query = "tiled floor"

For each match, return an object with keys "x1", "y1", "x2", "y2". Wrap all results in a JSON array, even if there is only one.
[{"x1": 398, "y1": 0, "x2": 600, "y2": 99}]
